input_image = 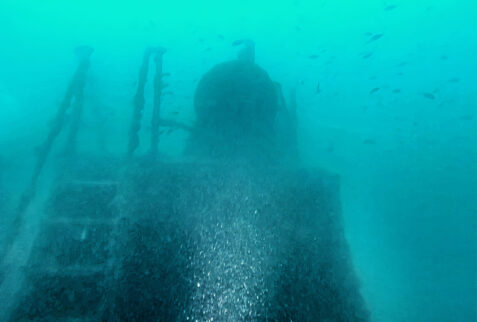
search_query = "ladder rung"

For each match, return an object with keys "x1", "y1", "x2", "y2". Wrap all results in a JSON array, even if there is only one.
[
  {"x1": 46, "y1": 217, "x2": 116, "y2": 226},
  {"x1": 68, "y1": 180, "x2": 118, "y2": 187},
  {"x1": 39, "y1": 265, "x2": 106, "y2": 276}
]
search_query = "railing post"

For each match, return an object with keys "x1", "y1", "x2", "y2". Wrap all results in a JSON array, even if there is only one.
[
  {"x1": 127, "y1": 47, "x2": 154, "y2": 158},
  {"x1": 1, "y1": 46, "x2": 93, "y2": 262},
  {"x1": 150, "y1": 47, "x2": 166, "y2": 158},
  {"x1": 63, "y1": 46, "x2": 93, "y2": 156}
]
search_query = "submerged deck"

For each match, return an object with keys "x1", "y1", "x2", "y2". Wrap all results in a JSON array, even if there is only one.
[{"x1": 4, "y1": 158, "x2": 368, "y2": 321}]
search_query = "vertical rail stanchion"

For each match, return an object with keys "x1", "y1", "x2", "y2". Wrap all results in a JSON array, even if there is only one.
[
  {"x1": 150, "y1": 47, "x2": 166, "y2": 158},
  {"x1": 1, "y1": 46, "x2": 93, "y2": 262}
]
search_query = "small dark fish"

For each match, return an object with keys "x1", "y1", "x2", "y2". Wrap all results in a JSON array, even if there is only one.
[
  {"x1": 309, "y1": 54, "x2": 319, "y2": 59},
  {"x1": 365, "y1": 32, "x2": 373, "y2": 36},
  {"x1": 441, "y1": 55, "x2": 448, "y2": 60},
  {"x1": 397, "y1": 61, "x2": 407, "y2": 67},
  {"x1": 232, "y1": 39, "x2": 243, "y2": 46},
  {"x1": 75, "y1": 45, "x2": 94, "y2": 58},
  {"x1": 422, "y1": 92, "x2": 435, "y2": 100},
  {"x1": 295, "y1": 26, "x2": 302, "y2": 31},
  {"x1": 316, "y1": 82, "x2": 321, "y2": 94},
  {"x1": 384, "y1": 4, "x2": 397, "y2": 11},
  {"x1": 163, "y1": 91, "x2": 174, "y2": 96},
  {"x1": 392, "y1": 89, "x2": 401, "y2": 94},
  {"x1": 459, "y1": 114, "x2": 473, "y2": 121},
  {"x1": 218, "y1": 34, "x2": 225, "y2": 40},
  {"x1": 363, "y1": 138, "x2": 376, "y2": 145},
  {"x1": 368, "y1": 34, "x2": 383, "y2": 43},
  {"x1": 370, "y1": 87, "x2": 380, "y2": 94},
  {"x1": 362, "y1": 52, "x2": 373, "y2": 59},
  {"x1": 166, "y1": 128, "x2": 176, "y2": 135},
  {"x1": 204, "y1": 47, "x2": 212, "y2": 52},
  {"x1": 449, "y1": 77, "x2": 460, "y2": 83},
  {"x1": 171, "y1": 111, "x2": 179, "y2": 115},
  {"x1": 300, "y1": 80, "x2": 305, "y2": 85},
  {"x1": 325, "y1": 145, "x2": 334, "y2": 153},
  {"x1": 162, "y1": 72, "x2": 171, "y2": 77}
]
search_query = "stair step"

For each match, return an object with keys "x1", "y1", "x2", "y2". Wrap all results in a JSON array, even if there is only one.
[
  {"x1": 46, "y1": 217, "x2": 116, "y2": 226},
  {"x1": 69, "y1": 180, "x2": 119, "y2": 186},
  {"x1": 29, "y1": 223, "x2": 113, "y2": 267},
  {"x1": 38, "y1": 264, "x2": 106, "y2": 277},
  {"x1": 11, "y1": 272, "x2": 106, "y2": 320},
  {"x1": 49, "y1": 179, "x2": 119, "y2": 219}
]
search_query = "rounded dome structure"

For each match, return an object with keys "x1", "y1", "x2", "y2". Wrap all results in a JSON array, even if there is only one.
[{"x1": 186, "y1": 60, "x2": 279, "y2": 163}]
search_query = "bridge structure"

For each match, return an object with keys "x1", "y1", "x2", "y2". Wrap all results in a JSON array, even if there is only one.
[{"x1": 1, "y1": 45, "x2": 369, "y2": 321}]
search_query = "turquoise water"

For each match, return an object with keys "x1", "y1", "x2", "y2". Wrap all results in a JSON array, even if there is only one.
[{"x1": 0, "y1": 0, "x2": 476, "y2": 321}]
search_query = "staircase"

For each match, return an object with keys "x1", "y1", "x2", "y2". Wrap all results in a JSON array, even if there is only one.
[
  {"x1": 9, "y1": 161, "x2": 121, "y2": 321},
  {"x1": 5, "y1": 160, "x2": 370, "y2": 321}
]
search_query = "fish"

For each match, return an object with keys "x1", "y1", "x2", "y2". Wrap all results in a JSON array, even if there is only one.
[
  {"x1": 368, "y1": 34, "x2": 383, "y2": 43},
  {"x1": 363, "y1": 138, "x2": 376, "y2": 145},
  {"x1": 370, "y1": 87, "x2": 380, "y2": 94},
  {"x1": 232, "y1": 39, "x2": 243, "y2": 46},
  {"x1": 392, "y1": 89, "x2": 401, "y2": 94},
  {"x1": 422, "y1": 93, "x2": 435, "y2": 100},
  {"x1": 459, "y1": 114, "x2": 474, "y2": 121},
  {"x1": 316, "y1": 82, "x2": 321, "y2": 94},
  {"x1": 384, "y1": 4, "x2": 397, "y2": 11},
  {"x1": 449, "y1": 77, "x2": 460, "y2": 83},
  {"x1": 309, "y1": 54, "x2": 319, "y2": 59},
  {"x1": 217, "y1": 34, "x2": 225, "y2": 40},
  {"x1": 362, "y1": 52, "x2": 373, "y2": 59},
  {"x1": 74, "y1": 45, "x2": 94, "y2": 58}
]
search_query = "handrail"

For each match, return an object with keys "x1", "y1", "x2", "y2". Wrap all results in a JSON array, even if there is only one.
[
  {"x1": 150, "y1": 47, "x2": 167, "y2": 158},
  {"x1": 0, "y1": 46, "x2": 93, "y2": 263}
]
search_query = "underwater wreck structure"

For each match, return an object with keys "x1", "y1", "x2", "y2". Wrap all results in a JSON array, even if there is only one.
[{"x1": 2, "y1": 43, "x2": 369, "y2": 321}]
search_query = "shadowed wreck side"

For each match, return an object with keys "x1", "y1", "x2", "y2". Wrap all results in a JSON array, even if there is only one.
[
  {"x1": 111, "y1": 162, "x2": 369, "y2": 321},
  {"x1": 8, "y1": 56, "x2": 369, "y2": 321}
]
